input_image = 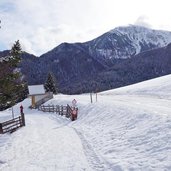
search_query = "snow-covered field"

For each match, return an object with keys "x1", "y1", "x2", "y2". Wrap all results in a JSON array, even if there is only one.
[{"x1": 1, "y1": 74, "x2": 171, "y2": 170}]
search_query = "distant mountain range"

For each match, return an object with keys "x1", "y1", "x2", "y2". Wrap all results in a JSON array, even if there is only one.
[{"x1": 1, "y1": 25, "x2": 171, "y2": 94}]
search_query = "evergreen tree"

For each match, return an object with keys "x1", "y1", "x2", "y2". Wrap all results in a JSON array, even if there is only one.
[
  {"x1": 44, "y1": 72, "x2": 58, "y2": 94},
  {"x1": 10, "y1": 40, "x2": 21, "y2": 61},
  {"x1": 0, "y1": 40, "x2": 27, "y2": 110}
]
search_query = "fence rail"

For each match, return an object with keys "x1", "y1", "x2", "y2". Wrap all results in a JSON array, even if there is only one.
[
  {"x1": 0, "y1": 113, "x2": 25, "y2": 134},
  {"x1": 38, "y1": 104, "x2": 78, "y2": 120}
]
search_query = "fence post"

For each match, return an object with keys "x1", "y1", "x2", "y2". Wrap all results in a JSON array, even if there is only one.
[
  {"x1": 57, "y1": 105, "x2": 59, "y2": 114},
  {"x1": 48, "y1": 104, "x2": 50, "y2": 112},
  {"x1": 90, "y1": 92, "x2": 93, "y2": 103},
  {"x1": 61, "y1": 105, "x2": 63, "y2": 116},
  {"x1": 66, "y1": 105, "x2": 68, "y2": 117},
  {"x1": 56, "y1": 105, "x2": 58, "y2": 114},
  {"x1": 0, "y1": 123, "x2": 3, "y2": 134},
  {"x1": 21, "y1": 113, "x2": 25, "y2": 126},
  {"x1": 59, "y1": 106, "x2": 61, "y2": 115}
]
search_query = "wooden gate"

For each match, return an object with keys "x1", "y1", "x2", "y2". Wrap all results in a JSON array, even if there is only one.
[{"x1": 0, "y1": 113, "x2": 25, "y2": 134}]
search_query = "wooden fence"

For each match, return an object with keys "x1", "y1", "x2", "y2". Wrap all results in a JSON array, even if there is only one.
[
  {"x1": 0, "y1": 113, "x2": 25, "y2": 134},
  {"x1": 38, "y1": 104, "x2": 77, "y2": 120}
]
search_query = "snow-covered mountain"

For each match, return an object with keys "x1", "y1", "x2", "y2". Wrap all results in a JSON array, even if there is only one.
[
  {"x1": 86, "y1": 25, "x2": 171, "y2": 64},
  {"x1": 40, "y1": 25, "x2": 171, "y2": 67}
]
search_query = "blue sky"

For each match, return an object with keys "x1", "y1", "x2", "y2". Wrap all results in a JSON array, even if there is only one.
[
  {"x1": 0, "y1": 42, "x2": 6, "y2": 50},
  {"x1": 1, "y1": 0, "x2": 171, "y2": 56}
]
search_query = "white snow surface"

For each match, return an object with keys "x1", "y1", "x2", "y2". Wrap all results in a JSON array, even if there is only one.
[
  {"x1": 28, "y1": 85, "x2": 45, "y2": 95},
  {"x1": 1, "y1": 74, "x2": 171, "y2": 170}
]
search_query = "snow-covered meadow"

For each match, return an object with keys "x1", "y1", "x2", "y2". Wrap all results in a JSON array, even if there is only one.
[{"x1": 1, "y1": 74, "x2": 171, "y2": 170}]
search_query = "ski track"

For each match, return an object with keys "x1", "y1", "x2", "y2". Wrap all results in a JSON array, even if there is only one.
[{"x1": 73, "y1": 127, "x2": 112, "y2": 171}]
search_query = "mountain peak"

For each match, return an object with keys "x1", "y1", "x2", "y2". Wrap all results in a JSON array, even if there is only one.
[
  {"x1": 110, "y1": 25, "x2": 171, "y2": 34},
  {"x1": 88, "y1": 25, "x2": 171, "y2": 60},
  {"x1": 111, "y1": 24, "x2": 150, "y2": 33}
]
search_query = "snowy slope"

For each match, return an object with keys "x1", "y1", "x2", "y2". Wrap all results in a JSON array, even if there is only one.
[
  {"x1": 88, "y1": 25, "x2": 171, "y2": 61},
  {"x1": 1, "y1": 74, "x2": 171, "y2": 170},
  {"x1": 100, "y1": 74, "x2": 171, "y2": 98}
]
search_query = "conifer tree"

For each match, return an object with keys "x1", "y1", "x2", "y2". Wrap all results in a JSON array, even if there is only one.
[
  {"x1": 10, "y1": 40, "x2": 21, "y2": 64},
  {"x1": 0, "y1": 40, "x2": 27, "y2": 110},
  {"x1": 44, "y1": 72, "x2": 58, "y2": 94}
]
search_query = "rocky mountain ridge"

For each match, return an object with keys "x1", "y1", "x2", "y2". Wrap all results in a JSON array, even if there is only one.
[{"x1": 1, "y1": 25, "x2": 171, "y2": 94}]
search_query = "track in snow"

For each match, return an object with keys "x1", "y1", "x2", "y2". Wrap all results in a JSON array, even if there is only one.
[{"x1": 73, "y1": 128, "x2": 114, "y2": 171}]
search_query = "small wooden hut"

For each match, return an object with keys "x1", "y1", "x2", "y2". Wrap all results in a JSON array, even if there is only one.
[{"x1": 28, "y1": 85, "x2": 51, "y2": 108}]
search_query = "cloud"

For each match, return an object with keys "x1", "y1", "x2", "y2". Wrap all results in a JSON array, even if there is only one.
[
  {"x1": 0, "y1": 0, "x2": 103, "y2": 56},
  {"x1": 134, "y1": 16, "x2": 152, "y2": 28},
  {"x1": 1, "y1": 0, "x2": 171, "y2": 56}
]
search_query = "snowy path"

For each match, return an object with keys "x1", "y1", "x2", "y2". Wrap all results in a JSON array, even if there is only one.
[
  {"x1": 71, "y1": 94, "x2": 171, "y2": 170},
  {"x1": 73, "y1": 128, "x2": 113, "y2": 171},
  {"x1": 0, "y1": 113, "x2": 92, "y2": 171}
]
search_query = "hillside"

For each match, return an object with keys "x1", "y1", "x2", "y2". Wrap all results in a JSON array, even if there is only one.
[
  {"x1": 21, "y1": 26, "x2": 171, "y2": 93},
  {"x1": 1, "y1": 25, "x2": 171, "y2": 94},
  {"x1": 0, "y1": 74, "x2": 171, "y2": 170},
  {"x1": 101, "y1": 74, "x2": 171, "y2": 97}
]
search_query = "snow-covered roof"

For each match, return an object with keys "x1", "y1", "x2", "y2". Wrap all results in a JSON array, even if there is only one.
[{"x1": 28, "y1": 85, "x2": 45, "y2": 95}]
